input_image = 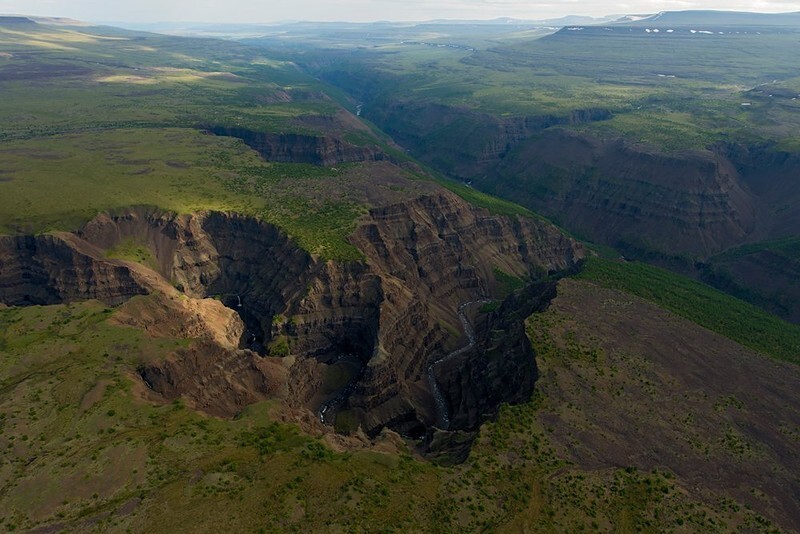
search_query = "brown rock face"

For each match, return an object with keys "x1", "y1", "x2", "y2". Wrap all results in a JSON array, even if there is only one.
[
  {"x1": 111, "y1": 292, "x2": 245, "y2": 350},
  {"x1": 342, "y1": 193, "x2": 582, "y2": 436},
  {"x1": 137, "y1": 340, "x2": 289, "y2": 418},
  {"x1": 486, "y1": 130, "x2": 762, "y2": 258},
  {"x1": 0, "y1": 192, "x2": 584, "y2": 448},
  {"x1": 0, "y1": 232, "x2": 149, "y2": 306}
]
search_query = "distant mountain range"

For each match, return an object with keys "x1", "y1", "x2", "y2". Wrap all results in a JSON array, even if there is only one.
[
  {"x1": 7, "y1": 10, "x2": 800, "y2": 34},
  {"x1": 612, "y1": 10, "x2": 800, "y2": 26}
]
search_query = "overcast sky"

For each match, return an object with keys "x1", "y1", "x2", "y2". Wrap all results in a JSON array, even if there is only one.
[{"x1": 3, "y1": 0, "x2": 800, "y2": 23}]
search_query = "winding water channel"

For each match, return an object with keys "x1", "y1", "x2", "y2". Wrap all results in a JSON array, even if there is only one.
[
  {"x1": 317, "y1": 300, "x2": 490, "y2": 429},
  {"x1": 427, "y1": 300, "x2": 491, "y2": 429},
  {"x1": 318, "y1": 353, "x2": 364, "y2": 425}
]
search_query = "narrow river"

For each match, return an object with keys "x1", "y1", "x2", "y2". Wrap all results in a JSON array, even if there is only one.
[
  {"x1": 318, "y1": 300, "x2": 489, "y2": 429},
  {"x1": 427, "y1": 300, "x2": 490, "y2": 429},
  {"x1": 318, "y1": 353, "x2": 364, "y2": 426}
]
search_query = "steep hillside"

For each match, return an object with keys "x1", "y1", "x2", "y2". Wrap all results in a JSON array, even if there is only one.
[
  {"x1": 1, "y1": 17, "x2": 799, "y2": 533},
  {"x1": 0, "y1": 193, "x2": 584, "y2": 447},
  {"x1": 526, "y1": 277, "x2": 800, "y2": 531}
]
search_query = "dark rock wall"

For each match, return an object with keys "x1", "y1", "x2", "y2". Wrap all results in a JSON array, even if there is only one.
[
  {"x1": 0, "y1": 194, "x2": 584, "y2": 442},
  {"x1": 0, "y1": 233, "x2": 148, "y2": 306},
  {"x1": 438, "y1": 282, "x2": 557, "y2": 430},
  {"x1": 487, "y1": 130, "x2": 762, "y2": 257}
]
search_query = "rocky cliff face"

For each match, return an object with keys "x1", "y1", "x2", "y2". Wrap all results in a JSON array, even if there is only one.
[
  {"x1": 0, "y1": 232, "x2": 149, "y2": 306},
  {"x1": 138, "y1": 340, "x2": 289, "y2": 418},
  {"x1": 437, "y1": 281, "x2": 558, "y2": 431},
  {"x1": 0, "y1": 192, "x2": 584, "y2": 452},
  {"x1": 339, "y1": 192, "x2": 582, "y2": 436},
  {"x1": 713, "y1": 141, "x2": 800, "y2": 236},
  {"x1": 485, "y1": 130, "x2": 763, "y2": 257},
  {"x1": 366, "y1": 101, "x2": 611, "y2": 177},
  {"x1": 353, "y1": 97, "x2": 800, "y2": 260},
  {"x1": 207, "y1": 126, "x2": 385, "y2": 166}
]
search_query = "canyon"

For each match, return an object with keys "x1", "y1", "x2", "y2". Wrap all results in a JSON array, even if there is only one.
[
  {"x1": 348, "y1": 99, "x2": 800, "y2": 259},
  {"x1": 2, "y1": 16, "x2": 800, "y2": 531},
  {"x1": 313, "y1": 87, "x2": 800, "y2": 320},
  {"x1": 0, "y1": 188, "x2": 584, "y2": 454}
]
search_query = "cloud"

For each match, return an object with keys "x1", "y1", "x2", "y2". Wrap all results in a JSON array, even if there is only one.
[{"x1": 4, "y1": 0, "x2": 800, "y2": 23}]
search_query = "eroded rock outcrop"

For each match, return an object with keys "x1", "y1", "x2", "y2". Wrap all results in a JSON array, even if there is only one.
[
  {"x1": 337, "y1": 193, "x2": 582, "y2": 436},
  {"x1": 486, "y1": 129, "x2": 762, "y2": 257},
  {"x1": 138, "y1": 340, "x2": 289, "y2": 418},
  {"x1": 0, "y1": 232, "x2": 149, "y2": 306},
  {"x1": 0, "y1": 191, "x2": 584, "y2": 454}
]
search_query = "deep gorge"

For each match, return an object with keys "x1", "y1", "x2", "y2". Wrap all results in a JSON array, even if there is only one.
[{"x1": 0, "y1": 190, "x2": 584, "y2": 457}]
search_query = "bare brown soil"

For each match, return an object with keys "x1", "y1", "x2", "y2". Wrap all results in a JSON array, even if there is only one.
[{"x1": 528, "y1": 278, "x2": 800, "y2": 531}]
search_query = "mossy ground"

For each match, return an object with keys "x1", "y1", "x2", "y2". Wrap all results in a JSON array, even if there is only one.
[
  {"x1": 576, "y1": 258, "x2": 800, "y2": 364},
  {"x1": 1, "y1": 19, "x2": 797, "y2": 533},
  {"x1": 0, "y1": 298, "x2": 781, "y2": 532}
]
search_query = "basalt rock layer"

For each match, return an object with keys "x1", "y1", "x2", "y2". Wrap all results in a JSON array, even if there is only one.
[
  {"x1": 486, "y1": 130, "x2": 762, "y2": 257},
  {"x1": 437, "y1": 281, "x2": 559, "y2": 431},
  {"x1": 0, "y1": 232, "x2": 149, "y2": 306},
  {"x1": 345, "y1": 96, "x2": 800, "y2": 259},
  {"x1": 0, "y1": 191, "x2": 584, "y2": 447},
  {"x1": 352, "y1": 100, "x2": 766, "y2": 257}
]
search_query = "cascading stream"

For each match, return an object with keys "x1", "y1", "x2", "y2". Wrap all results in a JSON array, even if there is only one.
[
  {"x1": 427, "y1": 299, "x2": 491, "y2": 430},
  {"x1": 318, "y1": 353, "x2": 365, "y2": 425}
]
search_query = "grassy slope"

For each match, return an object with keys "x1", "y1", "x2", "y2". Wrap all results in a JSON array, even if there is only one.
[
  {"x1": 524, "y1": 279, "x2": 798, "y2": 532},
  {"x1": 0, "y1": 128, "x2": 262, "y2": 233},
  {"x1": 697, "y1": 236, "x2": 800, "y2": 323},
  {"x1": 576, "y1": 258, "x2": 800, "y2": 364},
  {"x1": 0, "y1": 301, "x2": 768, "y2": 532},
  {"x1": 294, "y1": 25, "x2": 800, "y2": 152},
  {"x1": 0, "y1": 25, "x2": 383, "y2": 260}
]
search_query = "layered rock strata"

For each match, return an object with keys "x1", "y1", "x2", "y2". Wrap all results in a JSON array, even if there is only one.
[{"x1": 0, "y1": 191, "x2": 584, "y2": 446}]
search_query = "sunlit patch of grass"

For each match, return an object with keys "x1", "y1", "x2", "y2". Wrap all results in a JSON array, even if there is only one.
[
  {"x1": 0, "y1": 128, "x2": 265, "y2": 234},
  {"x1": 576, "y1": 258, "x2": 800, "y2": 363},
  {"x1": 105, "y1": 237, "x2": 158, "y2": 270},
  {"x1": 0, "y1": 127, "x2": 371, "y2": 260}
]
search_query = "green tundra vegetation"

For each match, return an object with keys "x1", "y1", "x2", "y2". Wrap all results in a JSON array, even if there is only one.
[
  {"x1": 577, "y1": 258, "x2": 800, "y2": 364},
  {"x1": 1, "y1": 16, "x2": 799, "y2": 533},
  {"x1": 0, "y1": 301, "x2": 778, "y2": 531},
  {"x1": 269, "y1": 23, "x2": 800, "y2": 152},
  {"x1": 0, "y1": 23, "x2": 388, "y2": 260}
]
